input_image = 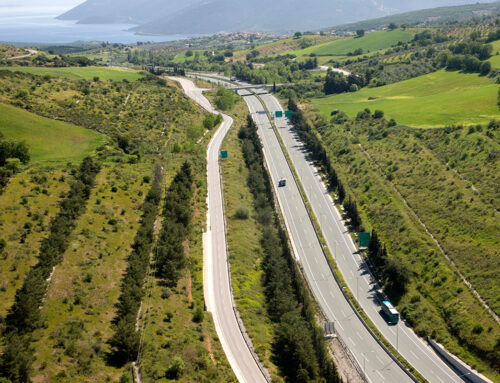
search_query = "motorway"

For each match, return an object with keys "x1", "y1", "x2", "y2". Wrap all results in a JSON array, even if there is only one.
[
  {"x1": 261, "y1": 93, "x2": 461, "y2": 383},
  {"x1": 240, "y1": 89, "x2": 412, "y2": 383},
  {"x1": 192, "y1": 73, "x2": 464, "y2": 383},
  {"x1": 168, "y1": 77, "x2": 268, "y2": 383}
]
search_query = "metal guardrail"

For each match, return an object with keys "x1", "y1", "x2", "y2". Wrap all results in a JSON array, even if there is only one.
[
  {"x1": 427, "y1": 338, "x2": 488, "y2": 383},
  {"x1": 251, "y1": 90, "x2": 420, "y2": 383}
]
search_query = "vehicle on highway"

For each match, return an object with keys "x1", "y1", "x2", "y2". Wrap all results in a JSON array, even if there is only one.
[
  {"x1": 381, "y1": 300, "x2": 399, "y2": 324},
  {"x1": 278, "y1": 178, "x2": 287, "y2": 187}
]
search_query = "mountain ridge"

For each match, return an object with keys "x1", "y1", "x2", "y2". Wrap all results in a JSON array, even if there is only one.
[{"x1": 59, "y1": 0, "x2": 499, "y2": 34}]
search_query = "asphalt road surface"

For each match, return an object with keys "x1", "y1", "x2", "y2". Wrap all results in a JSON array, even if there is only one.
[
  {"x1": 189, "y1": 73, "x2": 463, "y2": 383},
  {"x1": 261, "y1": 93, "x2": 460, "y2": 383},
  {"x1": 240, "y1": 89, "x2": 413, "y2": 383},
  {"x1": 169, "y1": 77, "x2": 268, "y2": 383}
]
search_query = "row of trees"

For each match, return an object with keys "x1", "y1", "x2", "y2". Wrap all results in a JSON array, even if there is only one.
[
  {"x1": 108, "y1": 167, "x2": 163, "y2": 362},
  {"x1": 155, "y1": 162, "x2": 194, "y2": 285},
  {"x1": 287, "y1": 100, "x2": 411, "y2": 297},
  {"x1": 288, "y1": 99, "x2": 363, "y2": 230},
  {"x1": 239, "y1": 116, "x2": 340, "y2": 382},
  {"x1": 433, "y1": 40, "x2": 493, "y2": 75},
  {"x1": 0, "y1": 157, "x2": 101, "y2": 382},
  {"x1": 323, "y1": 70, "x2": 366, "y2": 95},
  {"x1": 368, "y1": 230, "x2": 410, "y2": 298}
]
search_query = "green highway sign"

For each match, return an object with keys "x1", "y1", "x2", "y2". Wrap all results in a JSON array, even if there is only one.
[
  {"x1": 221, "y1": 150, "x2": 228, "y2": 159},
  {"x1": 359, "y1": 232, "x2": 370, "y2": 247},
  {"x1": 285, "y1": 110, "x2": 293, "y2": 118},
  {"x1": 275, "y1": 111, "x2": 283, "y2": 118}
]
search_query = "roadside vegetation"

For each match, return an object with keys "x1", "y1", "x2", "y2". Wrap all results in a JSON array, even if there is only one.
[
  {"x1": 219, "y1": 94, "x2": 281, "y2": 379},
  {"x1": 294, "y1": 102, "x2": 500, "y2": 380},
  {"x1": 239, "y1": 115, "x2": 340, "y2": 382}
]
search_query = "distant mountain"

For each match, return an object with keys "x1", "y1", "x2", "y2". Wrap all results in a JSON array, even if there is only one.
[
  {"x1": 334, "y1": 1, "x2": 500, "y2": 31},
  {"x1": 59, "y1": 0, "x2": 499, "y2": 34},
  {"x1": 57, "y1": 0, "x2": 199, "y2": 25}
]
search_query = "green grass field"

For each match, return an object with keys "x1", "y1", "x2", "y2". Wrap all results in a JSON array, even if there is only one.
[
  {"x1": 0, "y1": 65, "x2": 144, "y2": 81},
  {"x1": 303, "y1": 30, "x2": 413, "y2": 56},
  {"x1": 312, "y1": 70, "x2": 500, "y2": 128},
  {"x1": 488, "y1": 40, "x2": 500, "y2": 68},
  {"x1": 0, "y1": 103, "x2": 105, "y2": 163}
]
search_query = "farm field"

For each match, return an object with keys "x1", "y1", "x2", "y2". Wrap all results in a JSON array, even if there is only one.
[
  {"x1": 0, "y1": 102, "x2": 105, "y2": 164},
  {"x1": 305, "y1": 30, "x2": 413, "y2": 56},
  {"x1": 232, "y1": 35, "x2": 338, "y2": 61},
  {"x1": 0, "y1": 65, "x2": 144, "y2": 81},
  {"x1": 312, "y1": 69, "x2": 500, "y2": 128}
]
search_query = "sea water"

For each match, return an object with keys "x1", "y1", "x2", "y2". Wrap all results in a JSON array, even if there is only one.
[{"x1": 0, "y1": 4, "x2": 187, "y2": 45}]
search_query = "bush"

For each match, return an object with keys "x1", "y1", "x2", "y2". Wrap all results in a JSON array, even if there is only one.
[
  {"x1": 192, "y1": 305, "x2": 204, "y2": 323},
  {"x1": 480, "y1": 61, "x2": 491, "y2": 76},
  {"x1": 214, "y1": 87, "x2": 235, "y2": 111},
  {"x1": 166, "y1": 357, "x2": 184, "y2": 379},
  {"x1": 235, "y1": 206, "x2": 250, "y2": 219}
]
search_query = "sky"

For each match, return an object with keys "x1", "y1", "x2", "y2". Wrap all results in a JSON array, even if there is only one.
[{"x1": 0, "y1": 0, "x2": 85, "y2": 16}]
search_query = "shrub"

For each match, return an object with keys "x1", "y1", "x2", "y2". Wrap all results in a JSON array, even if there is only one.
[
  {"x1": 235, "y1": 206, "x2": 250, "y2": 219},
  {"x1": 166, "y1": 357, "x2": 184, "y2": 379},
  {"x1": 192, "y1": 305, "x2": 204, "y2": 323},
  {"x1": 214, "y1": 87, "x2": 235, "y2": 111}
]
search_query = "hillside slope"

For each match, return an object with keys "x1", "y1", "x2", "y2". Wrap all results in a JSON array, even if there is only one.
[
  {"x1": 334, "y1": 1, "x2": 500, "y2": 31},
  {"x1": 60, "y1": 0, "x2": 498, "y2": 33},
  {"x1": 57, "y1": 0, "x2": 198, "y2": 24}
]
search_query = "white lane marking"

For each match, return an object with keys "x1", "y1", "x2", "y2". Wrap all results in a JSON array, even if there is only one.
[
  {"x1": 376, "y1": 370, "x2": 386, "y2": 381},
  {"x1": 348, "y1": 336, "x2": 356, "y2": 346},
  {"x1": 410, "y1": 350, "x2": 420, "y2": 360}
]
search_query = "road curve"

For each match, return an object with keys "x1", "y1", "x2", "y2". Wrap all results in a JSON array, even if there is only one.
[
  {"x1": 168, "y1": 77, "x2": 268, "y2": 383},
  {"x1": 190, "y1": 73, "x2": 468, "y2": 383}
]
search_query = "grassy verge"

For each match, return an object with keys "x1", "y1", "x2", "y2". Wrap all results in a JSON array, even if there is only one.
[
  {"x1": 302, "y1": 110, "x2": 500, "y2": 380},
  {"x1": 138, "y1": 155, "x2": 236, "y2": 383},
  {"x1": 217, "y1": 95, "x2": 281, "y2": 380}
]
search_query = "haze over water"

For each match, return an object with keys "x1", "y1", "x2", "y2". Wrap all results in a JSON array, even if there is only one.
[{"x1": 0, "y1": 0, "x2": 186, "y2": 44}]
